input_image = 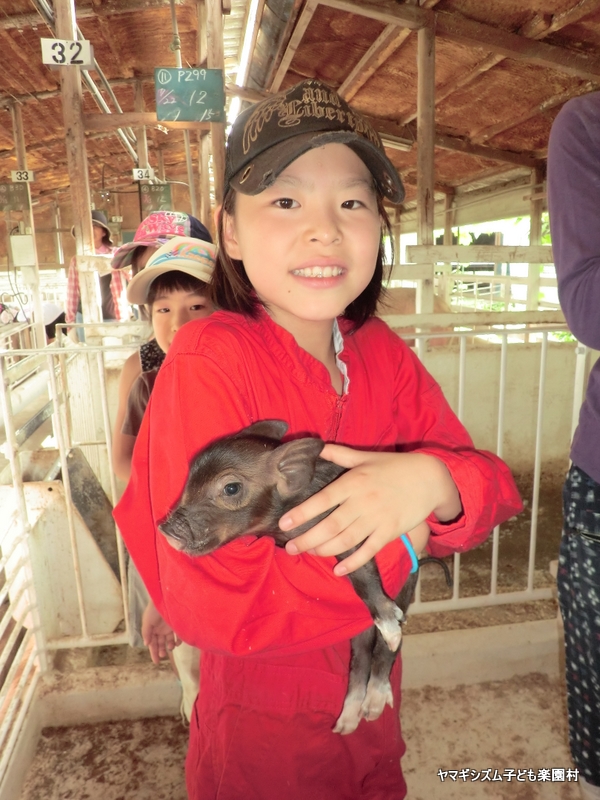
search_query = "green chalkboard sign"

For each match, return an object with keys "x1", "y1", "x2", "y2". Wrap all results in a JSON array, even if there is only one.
[
  {"x1": 154, "y1": 68, "x2": 225, "y2": 123},
  {"x1": 0, "y1": 183, "x2": 30, "y2": 212},
  {"x1": 140, "y1": 183, "x2": 173, "y2": 213}
]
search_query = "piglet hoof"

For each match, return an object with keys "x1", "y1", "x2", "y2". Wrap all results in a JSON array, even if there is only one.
[
  {"x1": 333, "y1": 695, "x2": 364, "y2": 736},
  {"x1": 360, "y1": 680, "x2": 394, "y2": 722},
  {"x1": 374, "y1": 615, "x2": 403, "y2": 652}
]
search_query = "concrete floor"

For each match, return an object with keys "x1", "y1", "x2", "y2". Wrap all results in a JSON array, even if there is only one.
[{"x1": 19, "y1": 671, "x2": 580, "y2": 800}]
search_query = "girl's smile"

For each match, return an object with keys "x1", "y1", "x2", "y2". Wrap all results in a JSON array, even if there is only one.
[{"x1": 222, "y1": 143, "x2": 382, "y2": 345}]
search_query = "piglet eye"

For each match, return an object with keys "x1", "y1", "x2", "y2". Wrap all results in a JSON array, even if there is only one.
[{"x1": 223, "y1": 482, "x2": 242, "y2": 497}]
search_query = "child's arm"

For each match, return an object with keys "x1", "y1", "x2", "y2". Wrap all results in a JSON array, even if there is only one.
[
  {"x1": 142, "y1": 598, "x2": 180, "y2": 664},
  {"x1": 282, "y1": 448, "x2": 456, "y2": 574},
  {"x1": 112, "y1": 351, "x2": 142, "y2": 482},
  {"x1": 281, "y1": 341, "x2": 521, "y2": 575}
]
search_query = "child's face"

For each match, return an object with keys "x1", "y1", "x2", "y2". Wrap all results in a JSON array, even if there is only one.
[
  {"x1": 151, "y1": 288, "x2": 213, "y2": 353},
  {"x1": 222, "y1": 143, "x2": 381, "y2": 334}
]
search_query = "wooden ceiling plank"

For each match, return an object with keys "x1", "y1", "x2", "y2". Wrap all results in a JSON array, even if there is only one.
[
  {"x1": 338, "y1": 25, "x2": 411, "y2": 102},
  {"x1": 94, "y1": 15, "x2": 134, "y2": 79},
  {"x1": 471, "y1": 80, "x2": 597, "y2": 143},
  {"x1": 399, "y1": 52, "x2": 504, "y2": 125},
  {"x1": 270, "y1": 0, "x2": 319, "y2": 92},
  {"x1": 0, "y1": 30, "x2": 57, "y2": 94},
  {"x1": 0, "y1": 1, "x2": 177, "y2": 30}
]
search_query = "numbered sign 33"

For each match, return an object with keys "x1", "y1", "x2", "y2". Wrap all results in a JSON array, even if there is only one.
[
  {"x1": 11, "y1": 170, "x2": 33, "y2": 183},
  {"x1": 41, "y1": 38, "x2": 94, "y2": 70},
  {"x1": 133, "y1": 167, "x2": 155, "y2": 181}
]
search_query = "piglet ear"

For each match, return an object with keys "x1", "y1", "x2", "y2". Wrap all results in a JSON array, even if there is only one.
[
  {"x1": 272, "y1": 438, "x2": 325, "y2": 498},
  {"x1": 239, "y1": 419, "x2": 289, "y2": 441}
]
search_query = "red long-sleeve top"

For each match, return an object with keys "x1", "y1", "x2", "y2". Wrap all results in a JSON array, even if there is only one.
[{"x1": 115, "y1": 308, "x2": 521, "y2": 659}]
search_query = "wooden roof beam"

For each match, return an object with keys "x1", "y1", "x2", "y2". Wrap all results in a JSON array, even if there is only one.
[
  {"x1": 83, "y1": 112, "x2": 211, "y2": 132},
  {"x1": 546, "y1": 0, "x2": 600, "y2": 34},
  {"x1": 338, "y1": 26, "x2": 412, "y2": 102},
  {"x1": 338, "y1": 0, "x2": 442, "y2": 102},
  {"x1": 397, "y1": 3, "x2": 600, "y2": 126},
  {"x1": 367, "y1": 115, "x2": 541, "y2": 168},
  {"x1": 270, "y1": 0, "x2": 319, "y2": 92},
  {"x1": 320, "y1": 0, "x2": 600, "y2": 81},
  {"x1": 319, "y1": 0, "x2": 427, "y2": 29},
  {"x1": 434, "y1": 8, "x2": 600, "y2": 81}
]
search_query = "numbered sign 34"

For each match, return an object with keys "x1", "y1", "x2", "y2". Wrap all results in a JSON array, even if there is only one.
[
  {"x1": 41, "y1": 38, "x2": 94, "y2": 70},
  {"x1": 133, "y1": 167, "x2": 155, "y2": 181},
  {"x1": 154, "y1": 68, "x2": 225, "y2": 123},
  {"x1": 11, "y1": 170, "x2": 33, "y2": 183}
]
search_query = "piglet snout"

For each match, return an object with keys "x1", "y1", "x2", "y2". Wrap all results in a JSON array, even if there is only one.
[{"x1": 159, "y1": 510, "x2": 195, "y2": 551}]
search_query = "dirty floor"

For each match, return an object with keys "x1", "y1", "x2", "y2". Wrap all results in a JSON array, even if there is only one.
[{"x1": 20, "y1": 672, "x2": 579, "y2": 800}]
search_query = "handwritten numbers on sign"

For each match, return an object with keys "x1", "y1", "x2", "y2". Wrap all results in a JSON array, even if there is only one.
[
  {"x1": 132, "y1": 168, "x2": 155, "y2": 181},
  {"x1": 41, "y1": 39, "x2": 94, "y2": 70},
  {"x1": 11, "y1": 170, "x2": 33, "y2": 183},
  {"x1": 154, "y1": 68, "x2": 225, "y2": 123}
]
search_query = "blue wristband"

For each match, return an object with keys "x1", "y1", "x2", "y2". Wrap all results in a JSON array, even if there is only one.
[{"x1": 400, "y1": 533, "x2": 419, "y2": 574}]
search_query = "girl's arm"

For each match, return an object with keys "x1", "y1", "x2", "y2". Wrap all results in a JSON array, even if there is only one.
[
  {"x1": 281, "y1": 341, "x2": 522, "y2": 575},
  {"x1": 112, "y1": 351, "x2": 142, "y2": 482}
]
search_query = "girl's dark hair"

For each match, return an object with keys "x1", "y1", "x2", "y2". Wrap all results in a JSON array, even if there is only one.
[
  {"x1": 210, "y1": 189, "x2": 394, "y2": 332},
  {"x1": 146, "y1": 270, "x2": 209, "y2": 308}
]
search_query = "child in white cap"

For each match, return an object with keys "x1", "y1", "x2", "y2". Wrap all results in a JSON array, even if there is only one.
[{"x1": 113, "y1": 236, "x2": 215, "y2": 722}]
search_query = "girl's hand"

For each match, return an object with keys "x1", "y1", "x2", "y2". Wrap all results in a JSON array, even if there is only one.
[
  {"x1": 280, "y1": 445, "x2": 461, "y2": 575},
  {"x1": 142, "y1": 599, "x2": 181, "y2": 664}
]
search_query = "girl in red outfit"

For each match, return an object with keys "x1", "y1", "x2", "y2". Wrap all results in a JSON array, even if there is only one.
[{"x1": 115, "y1": 79, "x2": 522, "y2": 800}]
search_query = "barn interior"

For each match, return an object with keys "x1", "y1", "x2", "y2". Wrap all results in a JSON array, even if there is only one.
[{"x1": 1, "y1": 0, "x2": 598, "y2": 798}]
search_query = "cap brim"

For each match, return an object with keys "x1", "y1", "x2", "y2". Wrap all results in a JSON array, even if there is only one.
[
  {"x1": 111, "y1": 238, "x2": 168, "y2": 270},
  {"x1": 229, "y1": 130, "x2": 405, "y2": 204},
  {"x1": 126, "y1": 260, "x2": 214, "y2": 305}
]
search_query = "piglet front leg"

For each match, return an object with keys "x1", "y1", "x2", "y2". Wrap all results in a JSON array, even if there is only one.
[
  {"x1": 333, "y1": 627, "x2": 376, "y2": 735},
  {"x1": 341, "y1": 556, "x2": 404, "y2": 652}
]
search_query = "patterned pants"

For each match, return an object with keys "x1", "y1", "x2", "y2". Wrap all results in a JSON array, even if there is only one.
[{"x1": 558, "y1": 465, "x2": 600, "y2": 786}]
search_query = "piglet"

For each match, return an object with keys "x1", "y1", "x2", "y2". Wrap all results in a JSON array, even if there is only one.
[{"x1": 159, "y1": 420, "x2": 417, "y2": 734}]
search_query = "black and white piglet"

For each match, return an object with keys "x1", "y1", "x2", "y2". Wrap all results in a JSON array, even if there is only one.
[{"x1": 159, "y1": 420, "x2": 447, "y2": 734}]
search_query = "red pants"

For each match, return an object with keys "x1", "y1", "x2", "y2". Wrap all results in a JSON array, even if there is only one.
[{"x1": 186, "y1": 646, "x2": 406, "y2": 799}]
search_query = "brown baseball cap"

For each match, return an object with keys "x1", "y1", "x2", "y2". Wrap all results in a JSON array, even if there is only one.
[{"x1": 225, "y1": 79, "x2": 405, "y2": 204}]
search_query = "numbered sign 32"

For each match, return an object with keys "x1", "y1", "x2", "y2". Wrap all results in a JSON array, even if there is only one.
[
  {"x1": 132, "y1": 167, "x2": 155, "y2": 181},
  {"x1": 41, "y1": 38, "x2": 94, "y2": 70},
  {"x1": 11, "y1": 170, "x2": 33, "y2": 183}
]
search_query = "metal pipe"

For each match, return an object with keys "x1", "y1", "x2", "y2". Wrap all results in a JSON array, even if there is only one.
[
  {"x1": 0, "y1": 658, "x2": 40, "y2": 782},
  {"x1": 45, "y1": 352, "x2": 90, "y2": 639},
  {"x1": 410, "y1": 586, "x2": 554, "y2": 615},
  {"x1": 527, "y1": 332, "x2": 548, "y2": 592},
  {"x1": 0, "y1": 633, "x2": 38, "y2": 760},
  {"x1": 490, "y1": 331, "x2": 508, "y2": 596},
  {"x1": 96, "y1": 350, "x2": 130, "y2": 636},
  {"x1": 30, "y1": 0, "x2": 139, "y2": 164},
  {"x1": 0, "y1": 357, "x2": 48, "y2": 671},
  {"x1": 81, "y1": 72, "x2": 139, "y2": 164}
]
